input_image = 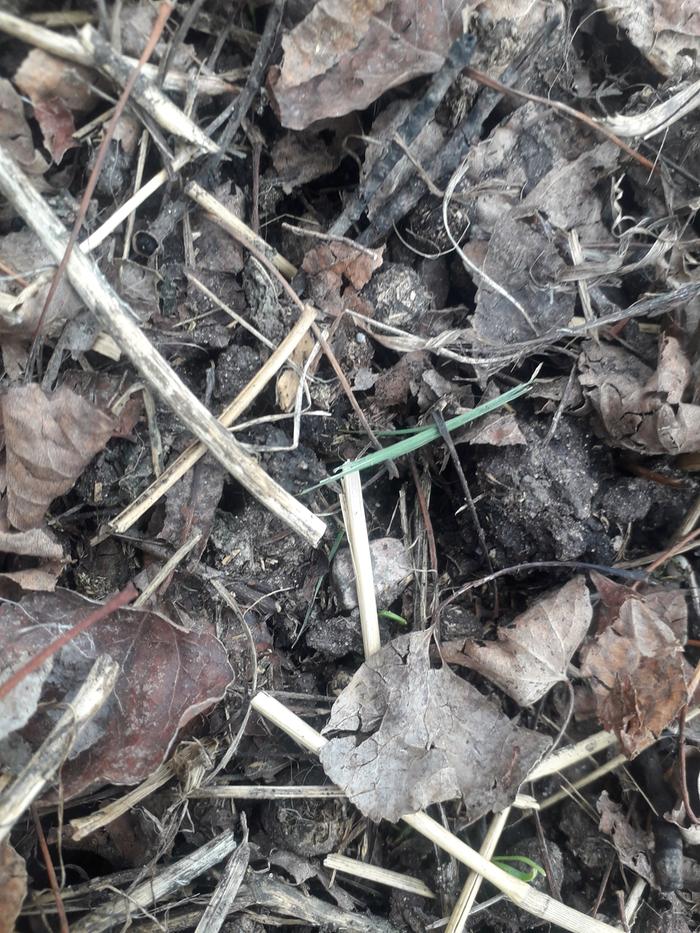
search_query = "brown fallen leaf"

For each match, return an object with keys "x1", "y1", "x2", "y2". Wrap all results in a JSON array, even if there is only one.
[
  {"x1": 579, "y1": 335, "x2": 700, "y2": 455},
  {"x1": 0, "y1": 843, "x2": 26, "y2": 933},
  {"x1": 444, "y1": 577, "x2": 592, "y2": 707},
  {"x1": 0, "y1": 588, "x2": 234, "y2": 798},
  {"x1": 0, "y1": 78, "x2": 48, "y2": 175},
  {"x1": 598, "y1": 0, "x2": 700, "y2": 77},
  {"x1": 580, "y1": 577, "x2": 689, "y2": 757},
  {"x1": 597, "y1": 791, "x2": 655, "y2": 885},
  {"x1": 269, "y1": 0, "x2": 466, "y2": 130},
  {"x1": 319, "y1": 631, "x2": 550, "y2": 822},
  {"x1": 3, "y1": 384, "x2": 115, "y2": 530},
  {"x1": 302, "y1": 240, "x2": 384, "y2": 314},
  {"x1": 14, "y1": 49, "x2": 97, "y2": 164}
]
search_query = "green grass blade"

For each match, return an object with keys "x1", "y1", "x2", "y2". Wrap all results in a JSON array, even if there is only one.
[{"x1": 305, "y1": 376, "x2": 534, "y2": 491}]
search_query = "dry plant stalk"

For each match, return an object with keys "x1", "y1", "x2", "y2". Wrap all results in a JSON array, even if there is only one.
[
  {"x1": 0, "y1": 148, "x2": 325, "y2": 547},
  {"x1": 99, "y1": 304, "x2": 317, "y2": 540},
  {"x1": 0, "y1": 655, "x2": 119, "y2": 845},
  {"x1": 324, "y1": 853, "x2": 435, "y2": 899},
  {"x1": 340, "y1": 472, "x2": 382, "y2": 658},
  {"x1": 250, "y1": 691, "x2": 617, "y2": 933}
]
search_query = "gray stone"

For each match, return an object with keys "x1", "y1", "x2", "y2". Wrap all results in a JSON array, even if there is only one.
[{"x1": 332, "y1": 537, "x2": 412, "y2": 611}]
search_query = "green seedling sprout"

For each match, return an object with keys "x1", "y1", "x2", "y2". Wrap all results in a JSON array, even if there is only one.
[{"x1": 492, "y1": 855, "x2": 546, "y2": 883}]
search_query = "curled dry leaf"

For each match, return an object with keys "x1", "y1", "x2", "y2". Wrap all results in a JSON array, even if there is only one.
[
  {"x1": 14, "y1": 49, "x2": 97, "y2": 164},
  {"x1": 0, "y1": 588, "x2": 234, "y2": 798},
  {"x1": 597, "y1": 0, "x2": 700, "y2": 77},
  {"x1": 580, "y1": 575, "x2": 688, "y2": 757},
  {"x1": 3, "y1": 384, "x2": 114, "y2": 530},
  {"x1": 269, "y1": 0, "x2": 466, "y2": 130},
  {"x1": 0, "y1": 843, "x2": 26, "y2": 933},
  {"x1": 579, "y1": 335, "x2": 700, "y2": 455},
  {"x1": 319, "y1": 631, "x2": 550, "y2": 822},
  {"x1": 0, "y1": 79, "x2": 48, "y2": 175},
  {"x1": 444, "y1": 577, "x2": 592, "y2": 707}
]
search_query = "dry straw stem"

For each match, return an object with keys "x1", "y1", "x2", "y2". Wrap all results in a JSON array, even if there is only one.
[
  {"x1": 324, "y1": 853, "x2": 435, "y2": 899},
  {"x1": 0, "y1": 655, "x2": 119, "y2": 846},
  {"x1": 251, "y1": 692, "x2": 617, "y2": 933},
  {"x1": 0, "y1": 148, "x2": 326, "y2": 547},
  {"x1": 70, "y1": 740, "x2": 217, "y2": 840},
  {"x1": 71, "y1": 830, "x2": 239, "y2": 933},
  {"x1": 100, "y1": 303, "x2": 317, "y2": 540},
  {"x1": 186, "y1": 180, "x2": 297, "y2": 279},
  {"x1": 79, "y1": 25, "x2": 218, "y2": 154},
  {"x1": 190, "y1": 784, "x2": 343, "y2": 800},
  {"x1": 0, "y1": 11, "x2": 236, "y2": 96},
  {"x1": 133, "y1": 531, "x2": 202, "y2": 606},
  {"x1": 340, "y1": 472, "x2": 382, "y2": 658},
  {"x1": 602, "y1": 79, "x2": 700, "y2": 140},
  {"x1": 194, "y1": 825, "x2": 249, "y2": 933},
  {"x1": 446, "y1": 807, "x2": 511, "y2": 933}
]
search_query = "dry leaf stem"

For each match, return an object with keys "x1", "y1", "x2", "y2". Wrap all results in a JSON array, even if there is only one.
[
  {"x1": 0, "y1": 147, "x2": 326, "y2": 546},
  {"x1": 324, "y1": 853, "x2": 435, "y2": 899}
]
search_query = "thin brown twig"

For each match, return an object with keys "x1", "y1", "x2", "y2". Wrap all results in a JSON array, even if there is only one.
[
  {"x1": 463, "y1": 66, "x2": 656, "y2": 175},
  {"x1": 31, "y1": 805, "x2": 69, "y2": 933},
  {"x1": 410, "y1": 457, "x2": 439, "y2": 626},
  {"x1": 28, "y1": 1, "x2": 173, "y2": 359},
  {"x1": 590, "y1": 857, "x2": 615, "y2": 918},
  {"x1": 0, "y1": 584, "x2": 137, "y2": 703}
]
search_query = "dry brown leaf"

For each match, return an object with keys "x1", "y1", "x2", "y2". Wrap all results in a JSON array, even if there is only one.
[
  {"x1": 3, "y1": 384, "x2": 114, "y2": 530},
  {"x1": 14, "y1": 49, "x2": 97, "y2": 164},
  {"x1": 580, "y1": 578, "x2": 689, "y2": 756},
  {"x1": 579, "y1": 335, "x2": 700, "y2": 455},
  {"x1": 445, "y1": 577, "x2": 592, "y2": 707},
  {"x1": 0, "y1": 79, "x2": 48, "y2": 175},
  {"x1": 319, "y1": 631, "x2": 550, "y2": 822},
  {"x1": 302, "y1": 241, "x2": 384, "y2": 314},
  {"x1": 597, "y1": 791, "x2": 655, "y2": 885},
  {"x1": 269, "y1": 0, "x2": 467, "y2": 130},
  {"x1": 0, "y1": 843, "x2": 26, "y2": 933},
  {"x1": 0, "y1": 588, "x2": 234, "y2": 798},
  {"x1": 598, "y1": 0, "x2": 700, "y2": 77}
]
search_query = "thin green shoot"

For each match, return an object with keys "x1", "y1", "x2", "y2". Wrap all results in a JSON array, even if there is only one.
[
  {"x1": 378, "y1": 609, "x2": 408, "y2": 626},
  {"x1": 492, "y1": 855, "x2": 546, "y2": 883},
  {"x1": 302, "y1": 372, "x2": 537, "y2": 493}
]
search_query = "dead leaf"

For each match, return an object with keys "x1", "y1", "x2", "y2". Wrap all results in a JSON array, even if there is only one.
[
  {"x1": 3, "y1": 384, "x2": 114, "y2": 531},
  {"x1": 0, "y1": 843, "x2": 26, "y2": 933},
  {"x1": 302, "y1": 241, "x2": 384, "y2": 315},
  {"x1": 597, "y1": 790, "x2": 655, "y2": 884},
  {"x1": 457, "y1": 383, "x2": 527, "y2": 447},
  {"x1": 446, "y1": 577, "x2": 592, "y2": 707},
  {"x1": 598, "y1": 0, "x2": 700, "y2": 77},
  {"x1": 318, "y1": 631, "x2": 550, "y2": 822},
  {"x1": 580, "y1": 580, "x2": 689, "y2": 756},
  {"x1": 0, "y1": 78, "x2": 48, "y2": 175},
  {"x1": 269, "y1": 0, "x2": 467, "y2": 130},
  {"x1": 579, "y1": 335, "x2": 700, "y2": 455},
  {"x1": 271, "y1": 127, "x2": 345, "y2": 194},
  {"x1": 0, "y1": 588, "x2": 234, "y2": 798}
]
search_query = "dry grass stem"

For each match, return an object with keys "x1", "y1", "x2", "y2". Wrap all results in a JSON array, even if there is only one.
[
  {"x1": 190, "y1": 785, "x2": 343, "y2": 800},
  {"x1": 602, "y1": 79, "x2": 700, "y2": 139},
  {"x1": 0, "y1": 655, "x2": 119, "y2": 845},
  {"x1": 0, "y1": 149, "x2": 326, "y2": 546},
  {"x1": 324, "y1": 853, "x2": 436, "y2": 898},
  {"x1": 99, "y1": 304, "x2": 317, "y2": 540},
  {"x1": 133, "y1": 532, "x2": 203, "y2": 607},
  {"x1": 340, "y1": 472, "x2": 382, "y2": 658},
  {"x1": 194, "y1": 822, "x2": 249, "y2": 933},
  {"x1": 251, "y1": 692, "x2": 618, "y2": 933}
]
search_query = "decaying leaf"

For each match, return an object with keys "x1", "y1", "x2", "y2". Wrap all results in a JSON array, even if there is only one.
[
  {"x1": 445, "y1": 577, "x2": 592, "y2": 707},
  {"x1": 580, "y1": 576, "x2": 689, "y2": 756},
  {"x1": 598, "y1": 0, "x2": 700, "y2": 78},
  {"x1": 3, "y1": 384, "x2": 114, "y2": 530},
  {"x1": 597, "y1": 790, "x2": 655, "y2": 884},
  {"x1": 0, "y1": 843, "x2": 26, "y2": 933},
  {"x1": 0, "y1": 588, "x2": 234, "y2": 798},
  {"x1": 302, "y1": 240, "x2": 384, "y2": 314},
  {"x1": 14, "y1": 49, "x2": 97, "y2": 164},
  {"x1": 0, "y1": 78, "x2": 48, "y2": 175},
  {"x1": 579, "y1": 335, "x2": 700, "y2": 455},
  {"x1": 269, "y1": 0, "x2": 466, "y2": 130},
  {"x1": 319, "y1": 631, "x2": 550, "y2": 822}
]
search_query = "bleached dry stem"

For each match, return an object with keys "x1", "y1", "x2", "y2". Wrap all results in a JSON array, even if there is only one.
[
  {"x1": 324, "y1": 853, "x2": 435, "y2": 899},
  {"x1": 0, "y1": 11, "x2": 236, "y2": 95},
  {"x1": 250, "y1": 692, "x2": 618, "y2": 933},
  {"x1": 71, "y1": 830, "x2": 239, "y2": 933},
  {"x1": 0, "y1": 655, "x2": 119, "y2": 845},
  {"x1": 99, "y1": 304, "x2": 317, "y2": 540},
  {"x1": 340, "y1": 472, "x2": 381, "y2": 658},
  {"x1": 0, "y1": 148, "x2": 325, "y2": 547}
]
